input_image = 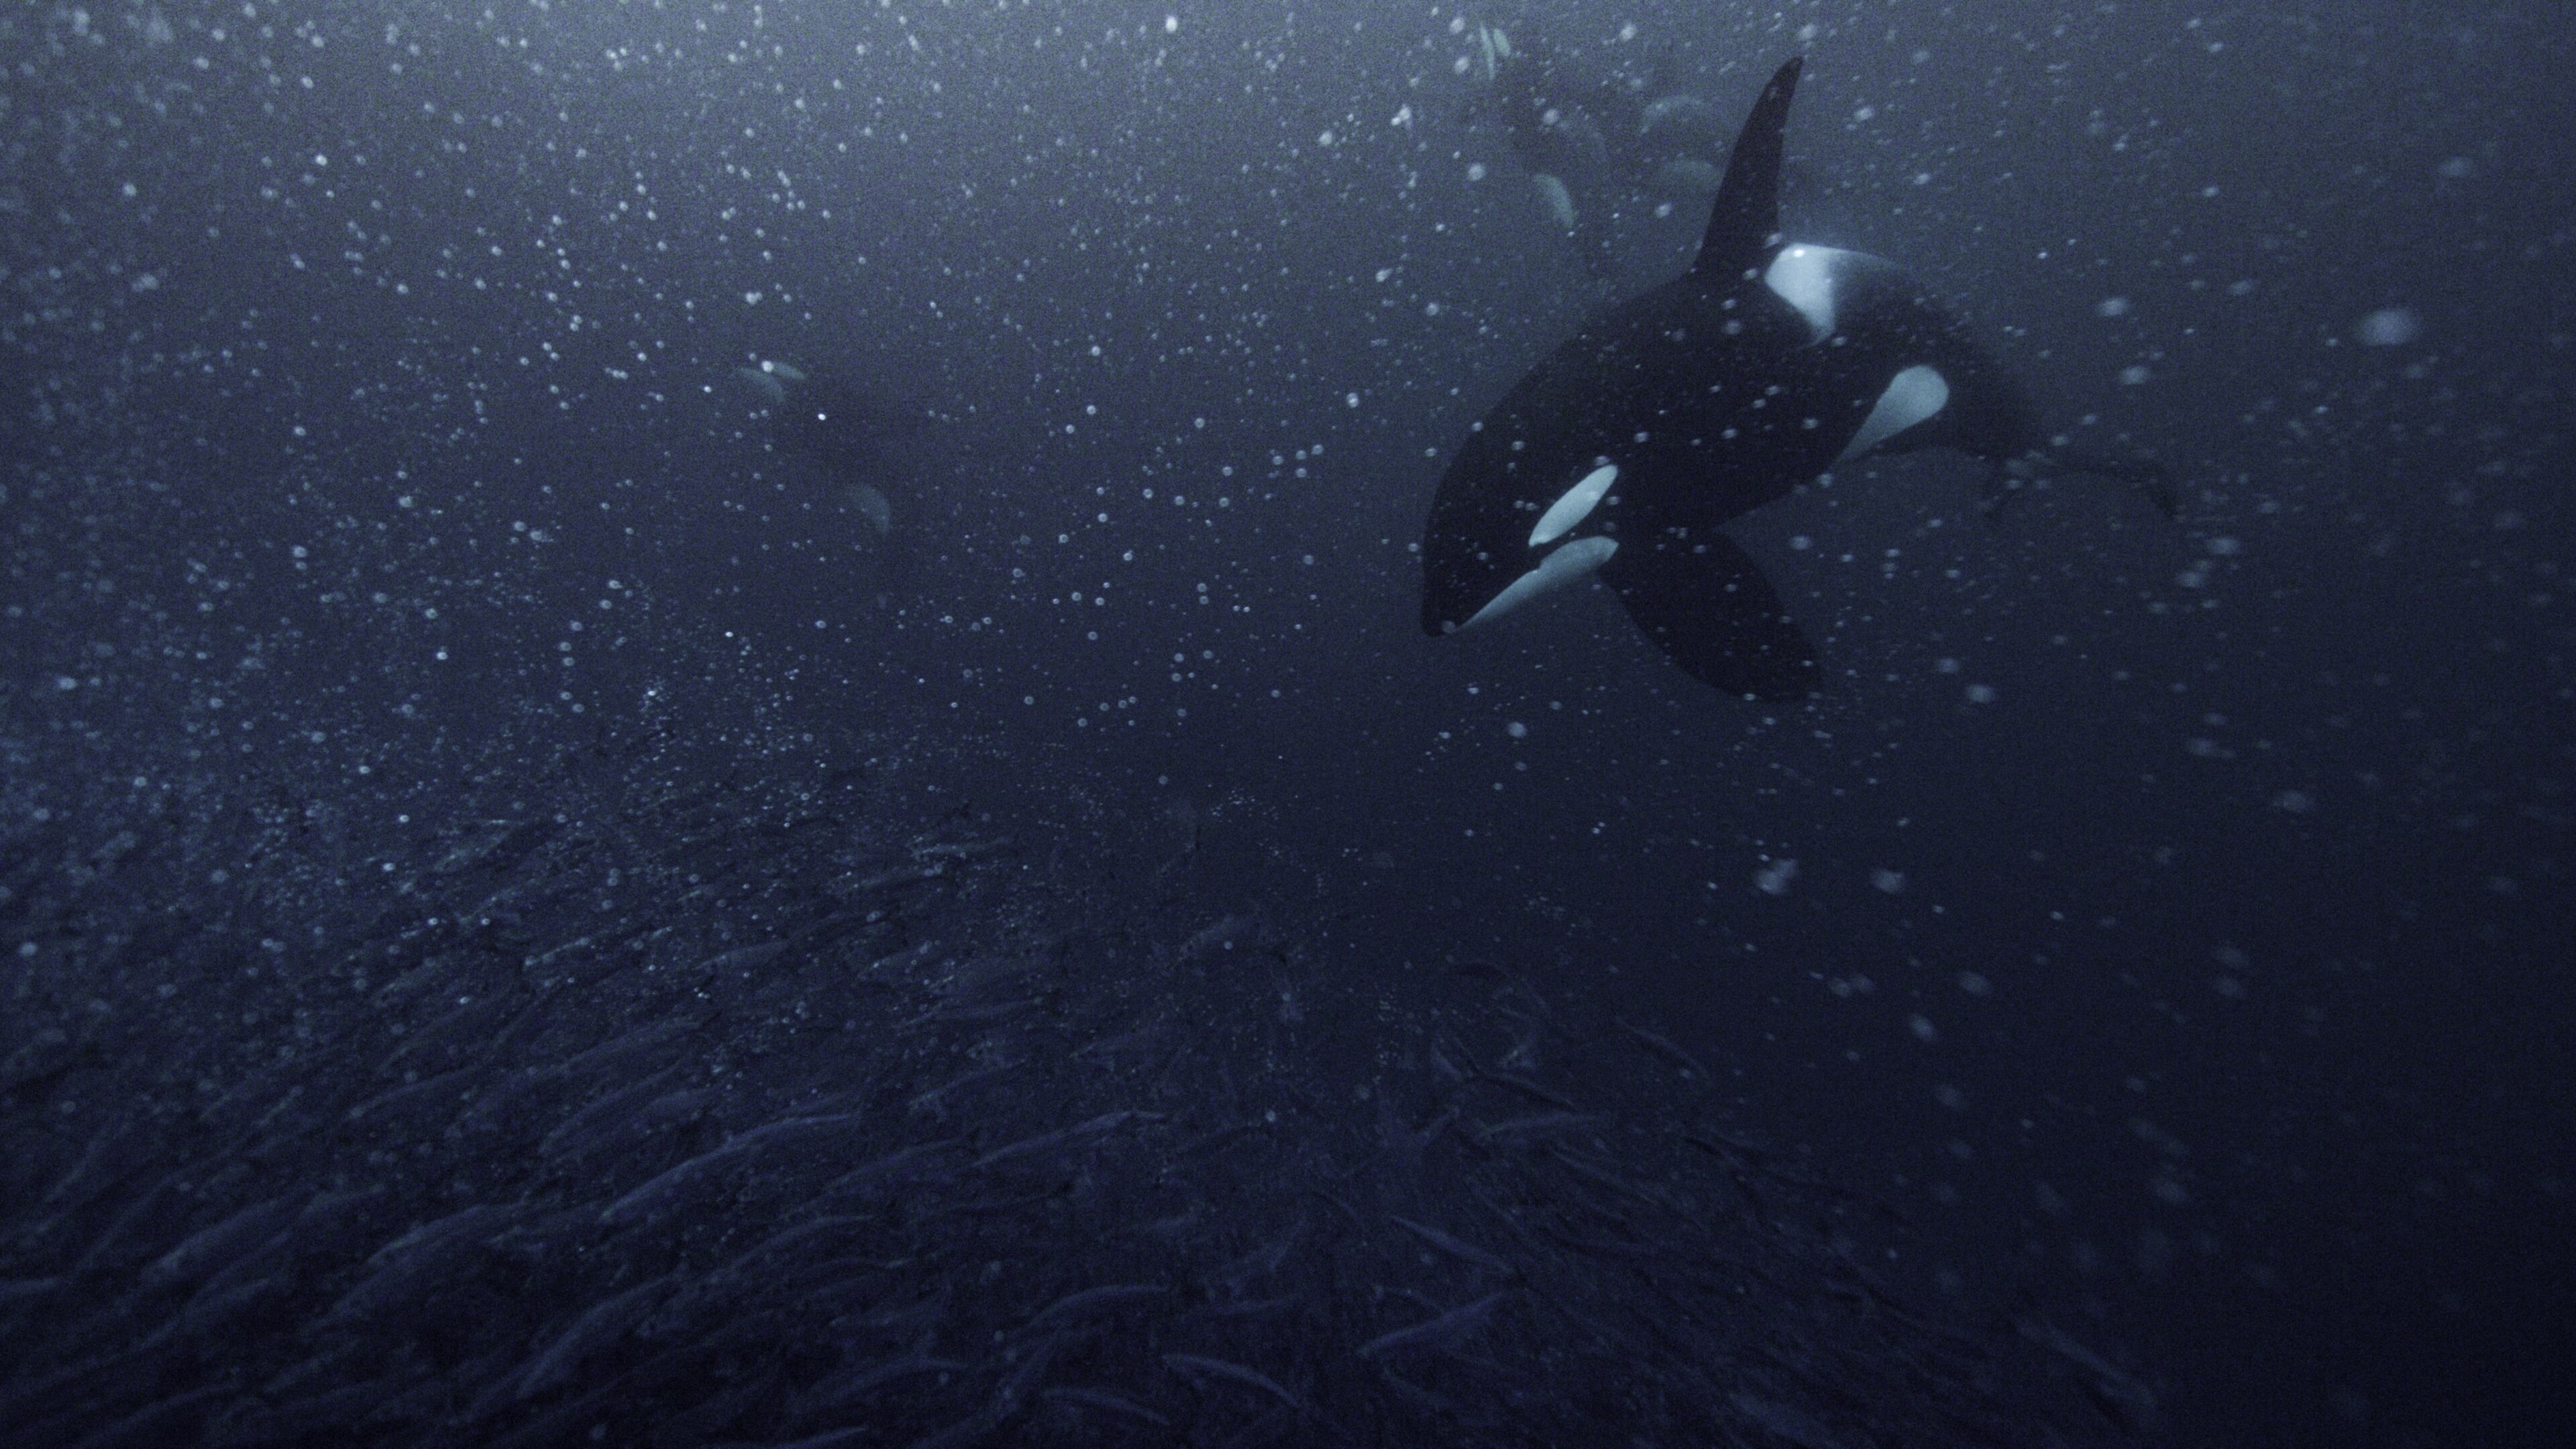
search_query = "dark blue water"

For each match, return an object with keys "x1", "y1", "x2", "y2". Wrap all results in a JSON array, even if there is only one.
[{"x1": 5, "y1": 4, "x2": 2568, "y2": 1446}]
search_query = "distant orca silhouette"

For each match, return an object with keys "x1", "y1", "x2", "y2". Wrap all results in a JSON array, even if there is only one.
[
  {"x1": 737, "y1": 358, "x2": 929, "y2": 594},
  {"x1": 738, "y1": 360, "x2": 920, "y2": 494},
  {"x1": 1420, "y1": 56, "x2": 2165, "y2": 698},
  {"x1": 1462, "y1": 21, "x2": 1730, "y2": 282}
]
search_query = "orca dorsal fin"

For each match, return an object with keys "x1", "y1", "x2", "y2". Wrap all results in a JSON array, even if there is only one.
[{"x1": 1694, "y1": 56, "x2": 1803, "y2": 279}]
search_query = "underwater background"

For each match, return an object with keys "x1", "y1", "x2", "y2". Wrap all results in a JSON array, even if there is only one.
[{"x1": 3, "y1": 3, "x2": 2569, "y2": 1445}]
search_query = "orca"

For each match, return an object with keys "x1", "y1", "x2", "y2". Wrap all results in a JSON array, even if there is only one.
[
  {"x1": 735, "y1": 358, "x2": 926, "y2": 591},
  {"x1": 747, "y1": 362, "x2": 902, "y2": 484},
  {"x1": 1460, "y1": 22, "x2": 1757, "y2": 280},
  {"x1": 1420, "y1": 56, "x2": 2161, "y2": 698},
  {"x1": 737, "y1": 358, "x2": 931, "y2": 514}
]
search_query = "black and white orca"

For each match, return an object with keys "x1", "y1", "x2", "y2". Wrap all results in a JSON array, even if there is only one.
[
  {"x1": 737, "y1": 358, "x2": 928, "y2": 537},
  {"x1": 1420, "y1": 56, "x2": 2157, "y2": 698}
]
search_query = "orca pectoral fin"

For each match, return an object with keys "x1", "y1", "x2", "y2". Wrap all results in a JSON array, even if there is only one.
[
  {"x1": 1605, "y1": 532, "x2": 1821, "y2": 699},
  {"x1": 1694, "y1": 56, "x2": 1803, "y2": 280}
]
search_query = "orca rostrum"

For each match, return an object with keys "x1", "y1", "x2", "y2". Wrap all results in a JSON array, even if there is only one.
[{"x1": 1419, "y1": 56, "x2": 2158, "y2": 698}]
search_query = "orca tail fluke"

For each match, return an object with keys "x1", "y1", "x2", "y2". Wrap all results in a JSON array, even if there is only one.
[{"x1": 1983, "y1": 448, "x2": 2178, "y2": 523}]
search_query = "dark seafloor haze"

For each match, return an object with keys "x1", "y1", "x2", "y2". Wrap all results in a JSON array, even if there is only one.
[{"x1": 4, "y1": 3, "x2": 2569, "y2": 1446}]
